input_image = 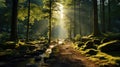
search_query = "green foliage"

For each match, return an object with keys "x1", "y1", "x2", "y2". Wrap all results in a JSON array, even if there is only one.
[
  {"x1": 18, "y1": 7, "x2": 28, "y2": 21},
  {"x1": 18, "y1": 3, "x2": 43, "y2": 24},
  {"x1": 19, "y1": 0, "x2": 26, "y2": 3},
  {"x1": 0, "y1": 0, "x2": 6, "y2": 7}
]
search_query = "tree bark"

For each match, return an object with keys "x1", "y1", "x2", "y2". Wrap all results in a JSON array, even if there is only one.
[
  {"x1": 100, "y1": 0, "x2": 106, "y2": 33},
  {"x1": 108, "y1": 0, "x2": 111, "y2": 31},
  {"x1": 79, "y1": 1, "x2": 82, "y2": 36},
  {"x1": 74, "y1": 0, "x2": 76, "y2": 37},
  {"x1": 93, "y1": 0, "x2": 101, "y2": 36},
  {"x1": 26, "y1": 0, "x2": 30, "y2": 42},
  {"x1": 48, "y1": 0, "x2": 52, "y2": 44},
  {"x1": 10, "y1": 0, "x2": 18, "y2": 41}
]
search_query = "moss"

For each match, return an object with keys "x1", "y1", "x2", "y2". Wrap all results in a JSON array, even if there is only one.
[
  {"x1": 4, "y1": 41, "x2": 16, "y2": 49},
  {"x1": 83, "y1": 41, "x2": 97, "y2": 50},
  {"x1": 85, "y1": 49, "x2": 98, "y2": 56},
  {"x1": 101, "y1": 38, "x2": 111, "y2": 43},
  {"x1": 93, "y1": 39, "x2": 101, "y2": 45},
  {"x1": 74, "y1": 34, "x2": 81, "y2": 41},
  {"x1": 98, "y1": 40, "x2": 120, "y2": 55}
]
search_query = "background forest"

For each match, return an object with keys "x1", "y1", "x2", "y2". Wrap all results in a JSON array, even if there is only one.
[{"x1": 0, "y1": 0, "x2": 120, "y2": 42}]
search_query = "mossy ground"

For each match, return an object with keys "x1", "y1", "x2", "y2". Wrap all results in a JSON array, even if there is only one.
[{"x1": 73, "y1": 33, "x2": 120, "y2": 66}]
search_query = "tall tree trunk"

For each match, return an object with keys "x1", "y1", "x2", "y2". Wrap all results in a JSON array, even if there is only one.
[
  {"x1": 26, "y1": 0, "x2": 30, "y2": 42},
  {"x1": 48, "y1": 0, "x2": 52, "y2": 44},
  {"x1": 93, "y1": 0, "x2": 101, "y2": 36},
  {"x1": 0, "y1": 16, "x2": 1, "y2": 33},
  {"x1": 108, "y1": 0, "x2": 111, "y2": 31},
  {"x1": 100, "y1": 0, "x2": 106, "y2": 33},
  {"x1": 74, "y1": 0, "x2": 76, "y2": 37},
  {"x1": 79, "y1": 1, "x2": 82, "y2": 36},
  {"x1": 10, "y1": 0, "x2": 18, "y2": 41}
]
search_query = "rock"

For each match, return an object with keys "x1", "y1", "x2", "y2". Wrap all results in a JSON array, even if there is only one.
[
  {"x1": 85, "y1": 49, "x2": 98, "y2": 55},
  {"x1": 101, "y1": 38, "x2": 111, "y2": 43},
  {"x1": 99, "y1": 57, "x2": 106, "y2": 60},
  {"x1": 93, "y1": 39, "x2": 101, "y2": 45},
  {"x1": 34, "y1": 56, "x2": 42, "y2": 61},
  {"x1": 78, "y1": 42, "x2": 84, "y2": 47},
  {"x1": 74, "y1": 41, "x2": 84, "y2": 48},
  {"x1": 83, "y1": 41, "x2": 97, "y2": 50},
  {"x1": 98, "y1": 40, "x2": 120, "y2": 53}
]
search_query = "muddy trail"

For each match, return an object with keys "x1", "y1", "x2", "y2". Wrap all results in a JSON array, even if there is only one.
[{"x1": 49, "y1": 42, "x2": 99, "y2": 67}]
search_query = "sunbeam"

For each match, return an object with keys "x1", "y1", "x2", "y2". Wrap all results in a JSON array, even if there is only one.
[{"x1": 57, "y1": 2, "x2": 68, "y2": 39}]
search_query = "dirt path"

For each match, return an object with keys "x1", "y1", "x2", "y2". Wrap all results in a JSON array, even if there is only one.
[{"x1": 49, "y1": 42, "x2": 99, "y2": 67}]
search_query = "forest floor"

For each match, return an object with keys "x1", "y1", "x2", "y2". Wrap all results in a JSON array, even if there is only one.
[{"x1": 48, "y1": 42, "x2": 99, "y2": 67}]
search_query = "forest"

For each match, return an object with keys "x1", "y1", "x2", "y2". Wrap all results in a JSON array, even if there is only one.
[{"x1": 0, "y1": 0, "x2": 120, "y2": 67}]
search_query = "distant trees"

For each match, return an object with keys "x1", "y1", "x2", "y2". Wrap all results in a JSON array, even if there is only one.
[
  {"x1": 0, "y1": 0, "x2": 120, "y2": 42},
  {"x1": 10, "y1": 0, "x2": 18, "y2": 41}
]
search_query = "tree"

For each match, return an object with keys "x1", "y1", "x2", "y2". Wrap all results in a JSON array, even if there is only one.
[
  {"x1": 26, "y1": 0, "x2": 30, "y2": 42},
  {"x1": 10, "y1": 0, "x2": 18, "y2": 41},
  {"x1": 79, "y1": 0, "x2": 82, "y2": 36},
  {"x1": 108, "y1": 0, "x2": 111, "y2": 31},
  {"x1": 73, "y1": 0, "x2": 76, "y2": 37},
  {"x1": 100, "y1": 0, "x2": 106, "y2": 33},
  {"x1": 48, "y1": 0, "x2": 52, "y2": 44},
  {"x1": 92, "y1": 0, "x2": 101, "y2": 36}
]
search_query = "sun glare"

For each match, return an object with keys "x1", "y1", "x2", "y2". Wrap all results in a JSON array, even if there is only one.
[
  {"x1": 59, "y1": 4, "x2": 64, "y2": 19},
  {"x1": 58, "y1": 3, "x2": 67, "y2": 39}
]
